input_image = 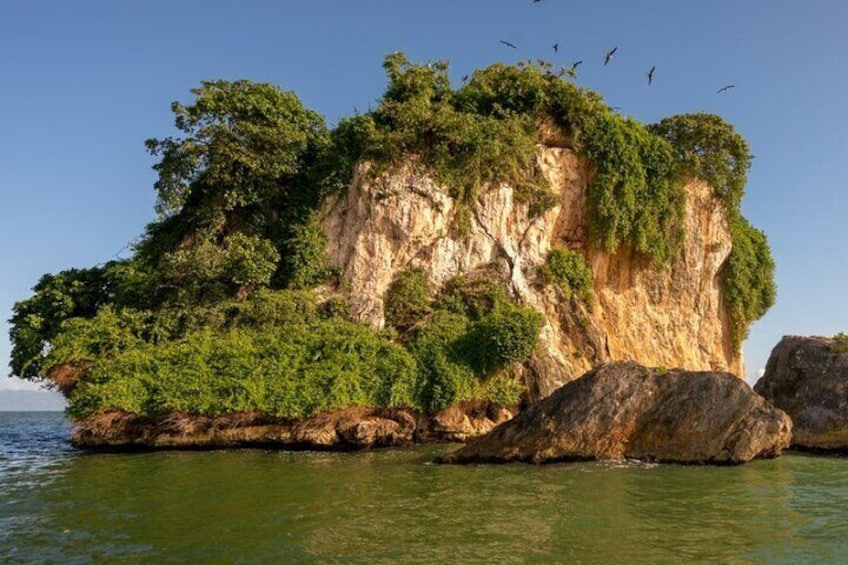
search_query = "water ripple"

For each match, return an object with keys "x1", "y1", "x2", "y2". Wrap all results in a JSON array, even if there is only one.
[{"x1": 2, "y1": 414, "x2": 848, "y2": 563}]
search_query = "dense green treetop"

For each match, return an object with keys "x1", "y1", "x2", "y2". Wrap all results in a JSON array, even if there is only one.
[{"x1": 9, "y1": 54, "x2": 775, "y2": 418}]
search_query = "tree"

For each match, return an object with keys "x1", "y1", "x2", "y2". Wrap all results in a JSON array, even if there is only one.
[{"x1": 145, "y1": 79, "x2": 329, "y2": 219}]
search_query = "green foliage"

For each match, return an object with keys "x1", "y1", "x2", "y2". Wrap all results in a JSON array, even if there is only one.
[
  {"x1": 318, "y1": 296, "x2": 351, "y2": 321},
  {"x1": 136, "y1": 79, "x2": 336, "y2": 307},
  {"x1": 384, "y1": 269, "x2": 431, "y2": 331},
  {"x1": 408, "y1": 281, "x2": 541, "y2": 411},
  {"x1": 280, "y1": 213, "x2": 330, "y2": 289},
  {"x1": 541, "y1": 248, "x2": 594, "y2": 302},
  {"x1": 9, "y1": 265, "x2": 117, "y2": 379},
  {"x1": 834, "y1": 333, "x2": 848, "y2": 353},
  {"x1": 156, "y1": 232, "x2": 280, "y2": 303},
  {"x1": 432, "y1": 275, "x2": 507, "y2": 320},
  {"x1": 66, "y1": 321, "x2": 419, "y2": 420},
  {"x1": 408, "y1": 311, "x2": 479, "y2": 412},
  {"x1": 358, "y1": 54, "x2": 548, "y2": 213},
  {"x1": 651, "y1": 113, "x2": 752, "y2": 211},
  {"x1": 470, "y1": 304, "x2": 543, "y2": 376},
  {"x1": 483, "y1": 372, "x2": 525, "y2": 407},
  {"x1": 145, "y1": 79, "x2": 329, "y2": 217},
  {"x1": 721, "y1": 216, "x2": 776, "y2": 345}
]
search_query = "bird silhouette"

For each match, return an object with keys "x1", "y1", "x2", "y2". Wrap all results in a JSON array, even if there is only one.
[
  {"x1": 500, "y1": 40, "x2": 518, "y2": 49},
  {"x1": 570, "y1": 60, "x2": 583, "y2": 71},
  {"x1": 462, "y1": 75, "x2": 469, "y2": 83},
  {"x1": 604, "y1": 47, "x2": 618, "y2": 66},
  {"x1": 553, "y1": 43, "x2": 559, "y2": 53},
  {"x1": 647, "y1": 66, "x2": 655, "y2": 85},
  {"x1": 716, "y1": 84, "x2": 735, "y2": 94}
]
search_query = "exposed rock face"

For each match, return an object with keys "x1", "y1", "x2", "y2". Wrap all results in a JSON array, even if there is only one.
[
  {"x1": 321, "y1": 143, "x2": 740, "y2": 400},
  {"x1": 440, "y1": 362, "x2": 791, "y2": 465},
  {"x1": 754, "y1": 335, "x2": 848, "y2": 450},
  {"x1": 71, "y1": 402, "x2": 516, "y2": 450}
]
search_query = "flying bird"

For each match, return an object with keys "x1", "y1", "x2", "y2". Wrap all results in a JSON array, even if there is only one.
[
  {"x1": 553, "y1": 43, "x2": 559, "y2": 53},
  {"x1": 647, "y1": 66, "x2": 655, "y2": 85},
  {"x1": 500, "y1": 40, "x2": 518, "y2": 49},
  {"x1": 604, "y1": 47, "x2": 618, "y2": 66},
  {"x1": 462, "y1": 75, "x2": 469, "y2": 83},
  {"x1": 570, "y1": 60, "x2": 583, "y2": 71},
  {"x1": 716, "y1": 84, "x2": 735, "y2": 94}
]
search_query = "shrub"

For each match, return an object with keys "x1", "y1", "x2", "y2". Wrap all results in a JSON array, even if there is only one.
[
  {"x1": 384, "y1": 269, "x2": 430, "y2": 330},
  {"x1": 721, "y1": 216, "x2": 776, "y2": 346},
  {"x1": 651, "y1": 113, "x2": 751, "y2": 211},
  {"x1": 483, "y1": 372, "x2": 525, "y2": 407},
  {"x1": 66, "y1": 320, "x2": 420, "y2": 420},
  {"x1": 281, "y1": 213, "x2": 330, "y2": 289},
  {"x1": 432, "y1": 275, "x2": 507, "y2": 320},
  {"x1": 408, "y1": 284, "x2": 542, "y2": 411},
  {"x1": 833, "y1": 332, "x2": 848, "y2": 353},
  {"x1": 540, "y1": 248, "x2": 594, "y2": 302},
  {"x1": 471, "y1": 304, "x2": 543, "y2": 375},
  {"x1": 408, "y1": 311, "x2": 479, "y2": 411},
  {"x1": 318, "y1": 296, "x2": 351, "y2": 320}
]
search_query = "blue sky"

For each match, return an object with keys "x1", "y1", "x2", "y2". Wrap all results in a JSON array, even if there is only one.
[{"x1": 1, "y1": 0, "x2": 846, "y2": 395}]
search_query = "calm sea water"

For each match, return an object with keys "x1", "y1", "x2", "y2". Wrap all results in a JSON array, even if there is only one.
[{"x1": 2, "y1": 412, "x2": 847, "y2": 563}]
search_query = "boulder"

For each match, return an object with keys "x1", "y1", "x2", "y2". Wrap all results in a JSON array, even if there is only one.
[
  {"x1": 441, "y1": 361, "x2": 791, "y2": 465},
  {"x1": 754, "y1": 335, "x2": 848, "y2": 450}
]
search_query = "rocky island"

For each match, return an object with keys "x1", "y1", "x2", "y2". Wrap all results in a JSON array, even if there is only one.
[{"x1": 9, "y1": 54, "x2": 777, "y2": 453}]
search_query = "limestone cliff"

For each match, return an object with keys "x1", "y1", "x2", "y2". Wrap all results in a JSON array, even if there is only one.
[{"x1": 320, "y1": 140, "x2": 741, "y2": 400}]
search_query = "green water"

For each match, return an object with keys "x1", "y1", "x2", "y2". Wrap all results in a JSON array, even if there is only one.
[{"x1": 2, "y1": 413, "x2": 848, "y2": 563}]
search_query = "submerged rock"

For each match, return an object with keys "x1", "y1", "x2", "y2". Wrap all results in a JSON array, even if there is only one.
[
  {"x1": 441, "y1": 361, "x2": 791, "y2": 465},
  {"x1": 754, "y1": 335, "x2": 848, "y2": 451}
]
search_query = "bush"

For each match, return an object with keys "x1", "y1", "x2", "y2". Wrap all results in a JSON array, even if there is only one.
[
  {"x1": 408, "y1": 284, "x2": 541, "y2": 411},
  {"x1": 408, "y1": 311, "x2": 479, "y2": 412},
  {"x1": 540, "y1": 248, "x2": 594, "y2": 302},
  {"x1": 651, "y1": 113, "x2": 751, "y2": 211},
  {"x1": 281, "y1": 213, "x2": 330, "y2": 289},
  {"x1": 432, "y1": 275, "x2": 507, "y2": 320},
  {"x1": 471, "y1": 304, "x2": 543, "y2": 375},
  {"x1": 834, "y1": 333, "x2": 848, "y2": 353},
  {"x1": 721, "y1": 216, "x2": 776, "y2": 346},
  {"x1": 483, "y1": 372, "x2": 525, "y2": 407},
  {"x1": 66, "y1": 319, "x2": 420, "y2": 420},
  {"x1": 384, "y1": 269, "x2": 430, "y2": 330}
]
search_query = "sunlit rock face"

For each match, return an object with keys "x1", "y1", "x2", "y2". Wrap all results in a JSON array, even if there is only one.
[{"x1": 321, "y1": 142, "x2": 740, "y2": 400}]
